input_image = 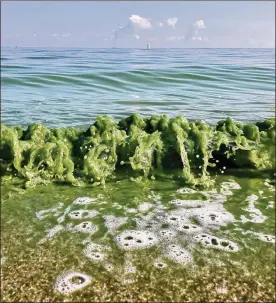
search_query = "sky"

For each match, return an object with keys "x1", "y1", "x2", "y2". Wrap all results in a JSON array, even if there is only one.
[{"x1": 1, "y1": 1, "x2": 275, "y2": 48}]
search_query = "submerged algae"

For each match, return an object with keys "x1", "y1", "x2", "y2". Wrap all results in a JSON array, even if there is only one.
[{"x1": 1, "y1": 115, "x2": 275, "y2": 188}]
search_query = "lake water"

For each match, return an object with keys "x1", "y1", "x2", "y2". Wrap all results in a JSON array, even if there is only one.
[{"x1": 1, "y1": 47, "x2": 275, "y2": 127}]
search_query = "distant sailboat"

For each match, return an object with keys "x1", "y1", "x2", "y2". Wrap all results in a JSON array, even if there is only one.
[{"x1": 146, "y1": 43, "x2": 150, "y2": 50}]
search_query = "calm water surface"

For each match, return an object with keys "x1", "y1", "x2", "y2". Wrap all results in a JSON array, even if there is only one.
[{"x1": 1, "y1": 47, "x2": 275, "y2": 127}]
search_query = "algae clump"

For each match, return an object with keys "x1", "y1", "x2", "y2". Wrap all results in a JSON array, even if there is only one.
[{"x1": 1, "y1": 115, "x2": 275, "y2": 188}]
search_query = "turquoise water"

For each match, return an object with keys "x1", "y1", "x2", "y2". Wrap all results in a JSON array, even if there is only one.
[{"x1": 1, "y1": 47, "x2": 275, "y2": 127}]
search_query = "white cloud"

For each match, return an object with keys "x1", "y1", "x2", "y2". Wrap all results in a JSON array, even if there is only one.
[
  {"x1": 129, "y1": 15, "x2": 152, "y2": 29},
  {"x1": 185, "y1": 19, "x2": 207, "y2": 42},
  {"x1": 157, "y1": 22, "x2": 164, "y2": 28},
  {"x1": 33, "y1": 33, "x2": 37, "y2": 37},
  {"x1": 167, "y1": 35, "x2": 185, "y2": 41},
  {"x1": 167, "y1": 17, "x2": 178, "y2": 28},
  {"x1": 62, "y1": 33, "x2": 71, "y2": 37},
  {"x1": 134, "y1": 34, "x2": 140, "y2": 40},
  {"x1": 52, "y1": 33, "x2": 59, "y2": 37}
]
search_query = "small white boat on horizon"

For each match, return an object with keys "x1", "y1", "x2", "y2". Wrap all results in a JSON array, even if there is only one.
[{"x1": 146, "y1": 43, "x2": 150, "y2": 50}]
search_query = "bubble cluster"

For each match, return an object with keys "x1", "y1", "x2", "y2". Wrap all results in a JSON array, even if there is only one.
[
  {"x1": 153, "y1": 259, "x2": 167, "y2": 269},
  {"x1": 71, "y1": 222, "x2": 97, "y2": 235},
  {"x1": 221, "y1": 180, "x2": 241, "y2": 190},
  {"x1": 73, "y1": 197, "x2": 97, "y2": 205},
  {"x1": 258, "y1": 234, "x2": 275, "y2": 243},
  {"x1": 54, "y1": 271, "x2": 92, "y2": 295},
  {"x1": 170, "y1": 199, "x2": 207, "y2": 208},
  {"x1": 175, "y1": 224, "x2": 204, "y2": 234},
  {"x1": 177, "y1": 188, "x2": 197, "y2": 194},
  {"x1": 103, "y1": 215, "x2": 128, "y2": 232},
  {"x1": 241, "y1": 194, "x2": 267, "y2": 224},
  {"x1": 68, "y1": 210, "x2": 99, "y2": 220},
  {"x1": 163, "y1": 244, "x2": 193, "y2": 264},
  {"x1": 84, "y1": 243, "x2": 106, "y2": 261},
  {"x1": 193, "y1": 234, "x2": 239, "y2": 252},
  {"x1": 137, "y1": 202, "x2": 154, "y2": 212},
  {"x1": 115, "y1": 230, "x2": 159, "y2": 250},
  {"x1": 159, "y1": 229, "x2": 178, "y2": 241}
]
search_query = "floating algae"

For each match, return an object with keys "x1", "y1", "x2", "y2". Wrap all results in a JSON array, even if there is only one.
[{"x1": 1, "y1": 115, "x2": 275, "y2": 188}]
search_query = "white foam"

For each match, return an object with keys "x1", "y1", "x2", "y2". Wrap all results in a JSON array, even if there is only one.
[
  {"x1": 240, "y1": 194, "x2": 267, "y2": 224},
  {"x1": 73, "y1": 197, "x2": 97, "y2": 205},
  {"x1": 136, "y1": 218, "x2": 162, "y2": 231},
  {"x1": 68, "y1": 210, "x2": 99, "y2": 220},
  {"x1": 103, "y1": 215, "x2": 127, "y2": 232},
  {"x1": 220, "y1": 180, "x2": 241, "y2": 190},
  {"x1": 170, "y1": 199, "x2": 208, "y2": 208},
  {"x1": 266, "y1": 201, "x2": 274, "y2": 209},
  {"x1": 165, "y1": 215, "x2": 190, "y2": 227},
  {"x1": 177, "y1": 188, "x2": 196, "y2": 194},
  {"x1": 36, "y1": 202, "x2": 64, "y2": 220},
  {"x1": 176, "y1": 223, "x2": 204, "y2": 234},
  {"x1": 115, "y1": 230, "x2": 159, "y2": 250},
  {"x1": 193, "y1": 233, "x2": 239, "y2": 252},
  {"x1": 70, "y1": 222, "x2": 97, "y2": 235},
  {"x1": 54, "y1": 271, "x2": 92, "y2": 295},
  {"x1": 126, "y1": 208, "x2": 137, "y2": 213},
  {"x1": 57, "y1": 206, "x2": 71, "y2": 224},
  {"x1": 159, "y1": 229, "x2": 178, "y2": 241},
  {"x1": 39, "y1": 225, "x2": 64, "y2": 244},
  {"x1": 153, "y1": 259, "x2": 167, "y2": 269},
  {"x1": 84, "y1": 243, "x2": 106, "y2": 261},
  {"x1": 137, "y1": 202, "x2": 154, "y2": 212},
  {"x1": 163, "y1": 244, "x2": 193, "y2": 264},
  {"x1": 242, "y1": 230, "x2": 275, "y2": 243}
]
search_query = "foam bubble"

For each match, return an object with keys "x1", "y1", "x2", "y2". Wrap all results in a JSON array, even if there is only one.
[
  {"x1": 153, "y1": 259, "x2": 167, "y2": 269},
  {"x1": 170, "y1": 199, "x2": 207, "y2": 208},
  {"x1": 39, "y1": 225, "x2": 64, "y2": 244},
  {"x1": 159, "y1": 229, "x2": 178, "y2": 241},
  {"x1": 193, "y1": 209, "x2": 235, "y2": 228},
  {"x1": 84, "y1": 243, "x2": 106, "y2": 261},
  {"x1": 103, "y1": 215, "x2": 128, "y2": 232},
  {"x1": 193, "y1": 234, "x2": 239, "y2": 252},
  {"x1": 71, "y1": 222, "x2": 97, "y2": 235},
  {"x1": 242, "y1": 230, "x2": 275, "y2": 243},
  {"x1": 126, "y1": 208, "x2": 137, "y2": 213},
  {"x1": 54, "y1": 271, "x2": 92, "y2": 295},
  {"x1": 73, "y1": 197, "x2": 97, "y2": 205},
  {"x1": 266, "y1": 201, "x2": 274, "y2": 209},
  {"x1": 221, "y1": 180, "x2": 241, "y2": 190},
  {"x1": 115, "y1": 230, "x2": 159, "y2": 250},
  {"x1": 240, "y1": 194, "x2": 267, "y2": 224},
  {"x1": 136, "y1": 218, "x2": 162, "y2": 231},
  {"x1": 165, "y1": 215, "x2": 190, "y2": 226},
  {"x1": 258, "y1": 234, "x2": 275, "y2": 243},
  {"x1": 68, "y1": 210, "x2": 99, "y2": 220},
  {"x1": 176, "y1": 223, "x2": 204, "y2": 234},
  {"x1": 163, "y1": 244, "x2": 192, "y2": 264},
  {"x1": 103, "y1": 261, "x2": 114, "y2": 272},
  {"x1": 137, "y1": 202, "x2": 154, "y2": 212},
  {"x1": 177, "y1": 188, "x2": 196, "y2": 194}
]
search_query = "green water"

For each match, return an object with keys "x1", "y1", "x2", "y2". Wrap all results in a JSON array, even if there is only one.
[{"x1": 1, "y1": 172, "x2": 275, "y2": 302}]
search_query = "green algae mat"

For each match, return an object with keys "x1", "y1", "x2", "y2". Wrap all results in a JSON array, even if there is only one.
[{"x1": 1, "y1": 115, "x2": 275, "y2": 302}]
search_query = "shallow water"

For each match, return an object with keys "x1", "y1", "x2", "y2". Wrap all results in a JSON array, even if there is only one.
[
  {"x1": 1, "y1": 48, "x2": 275, "y2": 127},
  {"x1": 1, "y1": 172, "x2": 275, "y2": 301},
  {"x1": 1, "y1": 47, "x2": 275, "y2": 301}
]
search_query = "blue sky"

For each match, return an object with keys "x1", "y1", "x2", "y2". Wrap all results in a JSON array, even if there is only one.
[{"x1": 1, "y1": 1, "x2": 275, "y2": 48}]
